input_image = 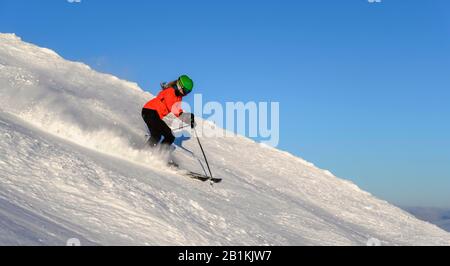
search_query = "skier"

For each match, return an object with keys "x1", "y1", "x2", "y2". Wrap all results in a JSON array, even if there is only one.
[{"x1": 142, "y1": 75, "x2": 196, "y2": 150}]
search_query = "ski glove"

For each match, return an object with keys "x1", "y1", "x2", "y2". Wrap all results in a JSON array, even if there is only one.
[
  {"x1": 179, "y1": 112, "x2": 196, "y2": 129},
  {"x1": 190, "y1": 113, "x2": 196, "y2": 129}
]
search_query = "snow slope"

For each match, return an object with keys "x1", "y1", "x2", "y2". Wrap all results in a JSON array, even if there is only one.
[{"x1": 0, "y1": 33, "x2": 449, "y2": 246}]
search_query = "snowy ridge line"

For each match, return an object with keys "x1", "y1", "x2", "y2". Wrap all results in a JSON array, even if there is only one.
[{"x1": 0, "y1": 33, "x2": 142, "y2": 92}]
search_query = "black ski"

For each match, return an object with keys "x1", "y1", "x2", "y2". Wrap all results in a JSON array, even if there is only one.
[
  {"x1": 167, "y1": 161, "x2": 222, "y2": 184},
  {"x1": 186, "y1": 171, "x2": 222, "y2": 183}
]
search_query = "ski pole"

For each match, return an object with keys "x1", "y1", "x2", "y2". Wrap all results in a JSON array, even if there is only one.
[
  {"x1": 193, "y1": 126, "x2": 214, "y2": 182},
  {"x1": 173, "y1": 124, "x2": 191, "y2": 131}
]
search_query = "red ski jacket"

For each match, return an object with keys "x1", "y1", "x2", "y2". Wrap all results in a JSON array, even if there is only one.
[{"x1": 143, "y1": 87, "x2": 183, "y2": 119}]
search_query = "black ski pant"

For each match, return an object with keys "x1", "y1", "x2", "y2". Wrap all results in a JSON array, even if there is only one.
[{"x1": 142, "y1": 108, "x2": 175, "y2": 148}]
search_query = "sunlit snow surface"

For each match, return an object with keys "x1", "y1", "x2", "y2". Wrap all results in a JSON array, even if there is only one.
[{"x1": 0, "y1": 33, "x2": 449, "y2": 245}]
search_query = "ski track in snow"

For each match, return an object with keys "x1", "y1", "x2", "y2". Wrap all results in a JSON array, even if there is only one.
[{"x1": 0, "y1": 33, "x2": 450, "y2": 245}]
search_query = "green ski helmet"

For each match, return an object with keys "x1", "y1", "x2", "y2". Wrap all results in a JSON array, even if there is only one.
[{"x1": 177, "y1": 75, "x2": 194, "y2": 95}]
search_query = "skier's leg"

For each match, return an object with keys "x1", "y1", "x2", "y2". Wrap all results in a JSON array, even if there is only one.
[
  {"x1": 142, "y1": 109, "x2": 164, "y2": 147},
  {"x1": 160, "y1": 122, "x2": 175, "y2": 147},
  {"x1": 159, "y1": 123, "x2": 176, "y2": 164},
  {"x1": 148, "y1": 130, "x2": 162, "y2": 148}
]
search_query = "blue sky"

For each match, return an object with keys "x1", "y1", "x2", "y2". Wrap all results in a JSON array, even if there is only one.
[{"x1": 1, "y1": 0, "x2": 449, "y2": 208}]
